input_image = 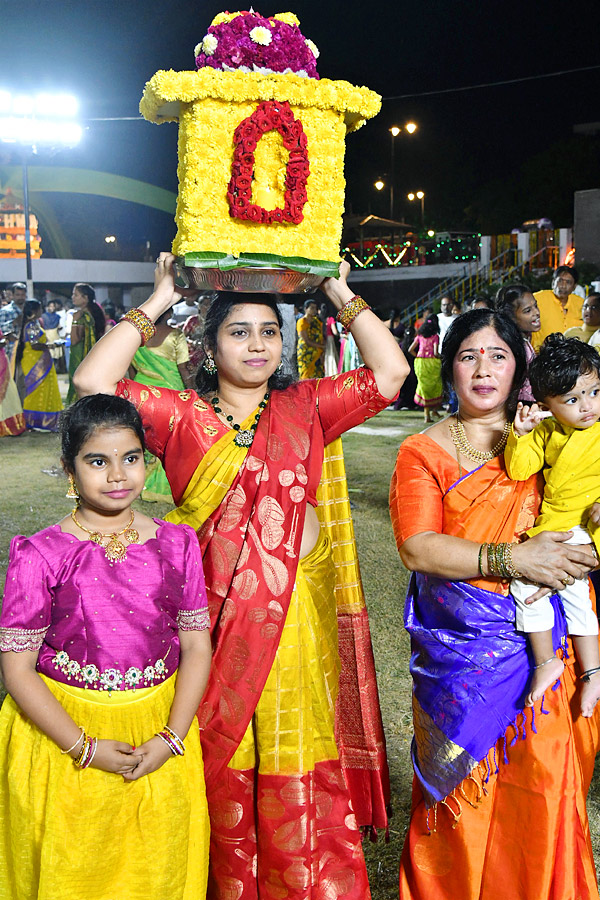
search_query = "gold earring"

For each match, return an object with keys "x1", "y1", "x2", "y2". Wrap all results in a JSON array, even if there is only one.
[{"x1": 66, "y1": 474, "x2": 79, "y2": 502}]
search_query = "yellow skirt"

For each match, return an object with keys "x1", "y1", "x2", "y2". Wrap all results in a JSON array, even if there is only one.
[{"x1": 0, "y1": 673, "x2": 209, "y2": 900}]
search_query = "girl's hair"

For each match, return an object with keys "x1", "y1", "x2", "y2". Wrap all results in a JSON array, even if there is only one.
[
  {"x1": 417, "y1": 314, "x2": 440, "y2": 338},
  {"x1": 102, "y1": 302, "x2": 116, "y2": 319},
  {"x1": 15, "y1": 300, "x2": 42, "y2": 366},
  {"x1": 61, "y1": 394, "x2": 146, "y2": 471},
  {"x1": 74, "y1": 283, "x2": 105, "y2": 341},
  {"x1": 441, "y1": 308, "x2": 527, "y2": 413},
  {"x1": 194, "y1": 293, "x2": 294, "y2": 395},
  {"x1": 303, "y1": 298, "x2": 317, "y2": 313},
  {"x1": 528, "y1": 333, "x2": 600, "y2": 402},
  {"x1": 494, "y1": 283, "x2": 532, "y2": 317},
  {"x1": 470, "y1": 295, "x2": 492, "y2": 310}
]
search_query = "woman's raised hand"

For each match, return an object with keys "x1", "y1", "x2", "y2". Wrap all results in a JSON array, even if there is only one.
[
  {"x1": 512, "y1": 531, "x2": 597, "y2": 599},
  {"x1": 320, "y1": 260, "x2": 353, "y2": 310}
]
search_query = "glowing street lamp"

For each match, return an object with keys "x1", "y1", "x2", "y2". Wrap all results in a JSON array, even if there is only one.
[
  {"x1": 408, "y1": 190, "x2": 425, "y2": 223},
  {"x1": 389, "y1": 122, "x2": 418, "y2": 219},
  {"x1": 374, "y1": 180, "x2": 385, "y2": 191},
  {"x1": 0, "y1": 90, "x2": 81, "y2": 293},
  {"x1": 104, "y1": 235, "x2": 117, "y2": 243}
]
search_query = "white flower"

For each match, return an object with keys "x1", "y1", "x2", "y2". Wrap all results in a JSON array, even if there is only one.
[
  {"x1": 193, "y1": 43, "x2": 203, "y2": 58},
  {"x1": 305, "y1": 38, "x2": 319, "y2": 58},
  {"x1": 250, "y1": 26, "x2": 273, "y2": 46},
  {"x1": 202, "y1": 34, "x2": 219, "y2": 56}
]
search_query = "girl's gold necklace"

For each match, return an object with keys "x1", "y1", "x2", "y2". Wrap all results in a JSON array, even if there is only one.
[{"x1": 70, "y1": 509, "x2": 140, "y2": 563}]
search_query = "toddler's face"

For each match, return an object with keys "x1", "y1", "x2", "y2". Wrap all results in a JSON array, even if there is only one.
[{"x1": 544, "y1": 370, "x2": 600, "y2": 430}]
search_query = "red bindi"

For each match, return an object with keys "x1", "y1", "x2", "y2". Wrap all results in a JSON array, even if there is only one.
[{"x1": 479, "y1": 348, "x2": 485, "y2": 354}]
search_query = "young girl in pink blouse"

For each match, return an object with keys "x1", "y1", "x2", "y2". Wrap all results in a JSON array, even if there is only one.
[{"x1": 0, "y1": 394, "x2": 212, "y2": 900}]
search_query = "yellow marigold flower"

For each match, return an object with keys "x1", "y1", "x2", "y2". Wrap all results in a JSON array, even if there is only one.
[
  {"x1": 273, "y1": 12, "x2": 300, "y2": 26},
  {"x1": 249, "y1": 26, "x2": 273, "y2": 46},
  {"x1": 210, "y1": 12, "x2": 236, "y2": 26}
]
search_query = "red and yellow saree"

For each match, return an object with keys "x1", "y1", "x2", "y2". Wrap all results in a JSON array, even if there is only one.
[{"x1": 118, "y1": 368, "x2": 391, "y2": 898}]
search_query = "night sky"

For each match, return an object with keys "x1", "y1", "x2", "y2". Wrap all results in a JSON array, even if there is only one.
[{"x1": 2, "y1": 0, "x2": 600, "y2": 257}]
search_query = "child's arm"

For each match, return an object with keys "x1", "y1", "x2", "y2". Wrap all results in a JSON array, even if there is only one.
[
  {"x1": 505, "y1": 404, "x2": 552, "y2": 480},
  {"x1": 407, "y1": 338, "x2": 418, "y2": 357},
  {"x1": 122, "y1": 628, "x2": 212, "y2": 781},
  {"x1": 0, "y1": 651, "x2": 142, "y2": 773}
]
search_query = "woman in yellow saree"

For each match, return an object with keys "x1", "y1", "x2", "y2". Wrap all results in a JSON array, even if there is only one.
[
  {"x1": 74, "y1": 254, "x2": 410, "y2": 899},
  {"x1": 296, "y1": 298, "x2": 325, "y2": 379},
  {"x1": 67, "y1": 283, "x2": 105, "y2": 404},
  {"x1": 15, "y1": 301, "x2": 62, "y2": 431}
]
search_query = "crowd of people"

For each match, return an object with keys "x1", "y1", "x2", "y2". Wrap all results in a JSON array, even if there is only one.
[{"x1": 2, "y1": 257, "x2": 600, "y2": 899}]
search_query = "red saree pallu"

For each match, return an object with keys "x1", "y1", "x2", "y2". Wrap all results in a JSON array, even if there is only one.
[{"x1": 118, "y1": 371, "x2": 391, "y2": 898}]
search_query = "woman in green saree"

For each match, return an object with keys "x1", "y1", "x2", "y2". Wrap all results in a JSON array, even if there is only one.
[{"x1": 66, "y1": 283, "x2": 105, "y2": 404}]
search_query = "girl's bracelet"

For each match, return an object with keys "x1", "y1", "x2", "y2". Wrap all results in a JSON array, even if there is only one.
[
  {"x1": 155, "y1": 726, "x2": 185, "y2": 757},
  {"x1": 61, "y1": 725, "x2": 85, "y2": 755}
]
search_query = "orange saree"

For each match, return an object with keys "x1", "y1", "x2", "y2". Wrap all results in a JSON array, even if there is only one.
[{"x1": 390, "y1": 434, "x2": 600, "y2": 900}]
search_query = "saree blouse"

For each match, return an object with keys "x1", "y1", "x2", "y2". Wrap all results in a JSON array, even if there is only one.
[
  {"x1": 0, "y1": 521, "x2": 209, "y2": 691},
  {"x1": 117, "y1": 367, "x2": 390, "y2": 508}
]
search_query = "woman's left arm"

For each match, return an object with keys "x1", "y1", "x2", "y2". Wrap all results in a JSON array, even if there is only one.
[
  {"x1": 321, "y1": 261, "x2": 409, "y2": 399},
  {"x1": 123, "y1": 629, "x2": 211, "y2": 780}
]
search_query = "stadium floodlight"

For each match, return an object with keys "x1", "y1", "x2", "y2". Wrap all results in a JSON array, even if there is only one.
[{"x1": 0, "y1": 89, "x2": 82, "y2": 292}]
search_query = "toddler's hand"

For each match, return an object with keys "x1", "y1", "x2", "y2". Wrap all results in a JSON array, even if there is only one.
[
  {"x1": 121, "y1": 735, "x2": 172, "y2": 781},
  {"x1": 513, "y1": 402, "x2": 551, "y2": 437},
  {"x1": 89, "y1": 739, "x2": 142, "y2": 775},
  {"x1": 589, "y1": 503, "x2": 600, "y2": 527}
]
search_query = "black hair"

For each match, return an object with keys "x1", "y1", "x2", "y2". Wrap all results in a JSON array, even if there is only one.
[
  {"x1": 74, "y1": 283, "x2": 105, "y2": 341},
  {"x1": 528, "y1": 333, "x2": 600, "y2": 402},
  {"x1": 194, "y1": 292, "x2": 294, "y2": 396},
  {"x1": 553, "y1": 265, "x2": 579, "y2": 285},
  {"x1": 61, "y1": 394, "x2": 146, "y2": 471},
  {"x1": 303, "y1": 298, "x2": 318, "y2": 313},
  {"x1": 417, "y1": 314, "x2": 440, "y2": 338},
  {"x1": 11, "y1": 282, "x2": 26, "y2": 292},
  {"x1": 441, "y1": 308, "x2": 527, "y2": 414},
  {"x1": 470, "y1": 295, "x2": 492, "y2": 310},
  {"x1": 494, "y1": 283, "x2": 532, "y2": 318},
  {"x1": 47, "y1": 297, "x2": 63, "y2": 309},
  {"x1": 102, "y1": 303, "x2": 116, "y2": 319},
  {"x1": 15, "y1": 299, "x2": 42, "y2": 366}
]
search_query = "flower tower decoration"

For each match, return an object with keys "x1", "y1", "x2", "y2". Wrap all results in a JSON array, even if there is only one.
[{"x1": 140, "y1": 10, "x2": 381, "y2": 290}]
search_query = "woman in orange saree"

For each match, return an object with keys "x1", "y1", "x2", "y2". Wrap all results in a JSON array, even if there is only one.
[
  {"x1": 73, "y1": 254, "x2": 410, "y2": 899},
  {"x1": 390, "y1": 308, "x2": 600, "y2": 900}
]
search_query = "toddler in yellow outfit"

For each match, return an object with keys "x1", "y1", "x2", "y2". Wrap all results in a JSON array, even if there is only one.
[{"x1": 505, "y1": 333, "x2": 600, "y2": 717}]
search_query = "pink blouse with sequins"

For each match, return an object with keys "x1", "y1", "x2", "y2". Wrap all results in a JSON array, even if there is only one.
[{"x1": 0, "y1": 520, "x2": 209, "y2": 692}]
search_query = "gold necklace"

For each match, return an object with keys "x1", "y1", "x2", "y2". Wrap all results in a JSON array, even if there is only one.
[
  {"x1": 448, "y1": 415, "x2": 511, "y2": 463},
  {"x1": 71, "y1": 509, "x2": 140, "y2": 563}
]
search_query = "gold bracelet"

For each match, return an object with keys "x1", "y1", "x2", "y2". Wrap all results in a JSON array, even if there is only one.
[
  {"x1": 336, "y1": 295, "x2": 371, "y2": 332},
  {"x1": 478, "y1": 543, "x2": 487, "y2": 576},
  {"x1": 486, "y1": 542, "x2": 522, "y2": 579},
  {"x1": 60, "y1": 725, "x2": 85, "y2": 755},
  {"x1": 121, "y1": 308, "x2": 157, "y2": 345}
]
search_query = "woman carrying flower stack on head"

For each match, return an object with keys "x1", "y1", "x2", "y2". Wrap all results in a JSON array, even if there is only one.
[
  {"x1": 73, "y1": 252, "x2": 409, "y2": 899},
  {"x1": 0, "y1": 394, "x2": 212, "y2": 900}
]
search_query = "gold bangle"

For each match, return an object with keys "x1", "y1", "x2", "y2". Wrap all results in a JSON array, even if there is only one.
[
  {"x1": 478, "y1": 543, "x2": 487, "y2": 576},
  {"x1": 60, "y1": 725, "x2": 85, "y2": 755},
  {"x1": 121, "y1": 308, "x2": 157, "y2": 345},
  {"x1": 335, "y1": 295, "x2": 371, "y2": 332}
]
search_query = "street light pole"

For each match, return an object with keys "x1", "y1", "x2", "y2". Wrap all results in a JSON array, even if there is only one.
[
  {"x1": 389, "y1": 123, "x2": 417, "y2": 222},
  {"x1": 21, "y1": 154, "x2": 33, "y2": 297}
]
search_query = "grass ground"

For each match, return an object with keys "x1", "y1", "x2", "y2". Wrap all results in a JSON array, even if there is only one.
[{"x1": 1, "y1": 408, "x2": 599, "y2": 897}]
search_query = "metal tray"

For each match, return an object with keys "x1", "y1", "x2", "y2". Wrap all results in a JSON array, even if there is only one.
[{"x1": 174, "y1": 262, "x2": 323, "y2": 294}]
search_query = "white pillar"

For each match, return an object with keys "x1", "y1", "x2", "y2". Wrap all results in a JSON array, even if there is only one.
[{"x1": 480, "y1": 235, "x2": 491, "y2": 267}]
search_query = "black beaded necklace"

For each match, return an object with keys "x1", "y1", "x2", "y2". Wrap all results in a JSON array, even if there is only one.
[{"x1": 210, "y1": 391, "x2": 270, "y2": 447}]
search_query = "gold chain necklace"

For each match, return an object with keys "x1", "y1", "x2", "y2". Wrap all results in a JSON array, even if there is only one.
[
  {"x1": 448, "y1": 415, "x2": 511, "y2": 463},
  {"x1": 70, "y1": 509, "x2": 140, "y2": 563}
]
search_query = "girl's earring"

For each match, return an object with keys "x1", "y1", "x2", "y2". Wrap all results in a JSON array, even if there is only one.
[
  {"x1": 202, "y1": 352, "x2": 217, "y2": 375},
  {"x1": 66, "y1": 474, "x2": 79, "y2": 503}
]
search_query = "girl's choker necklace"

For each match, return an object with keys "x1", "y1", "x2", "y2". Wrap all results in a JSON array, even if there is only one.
[
  {"x1": 210, "y1": 391, "x2": 270, "y2": 447},
  {"x1": 70, "y1": 509, "x2": 140, "y2": 563}
]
